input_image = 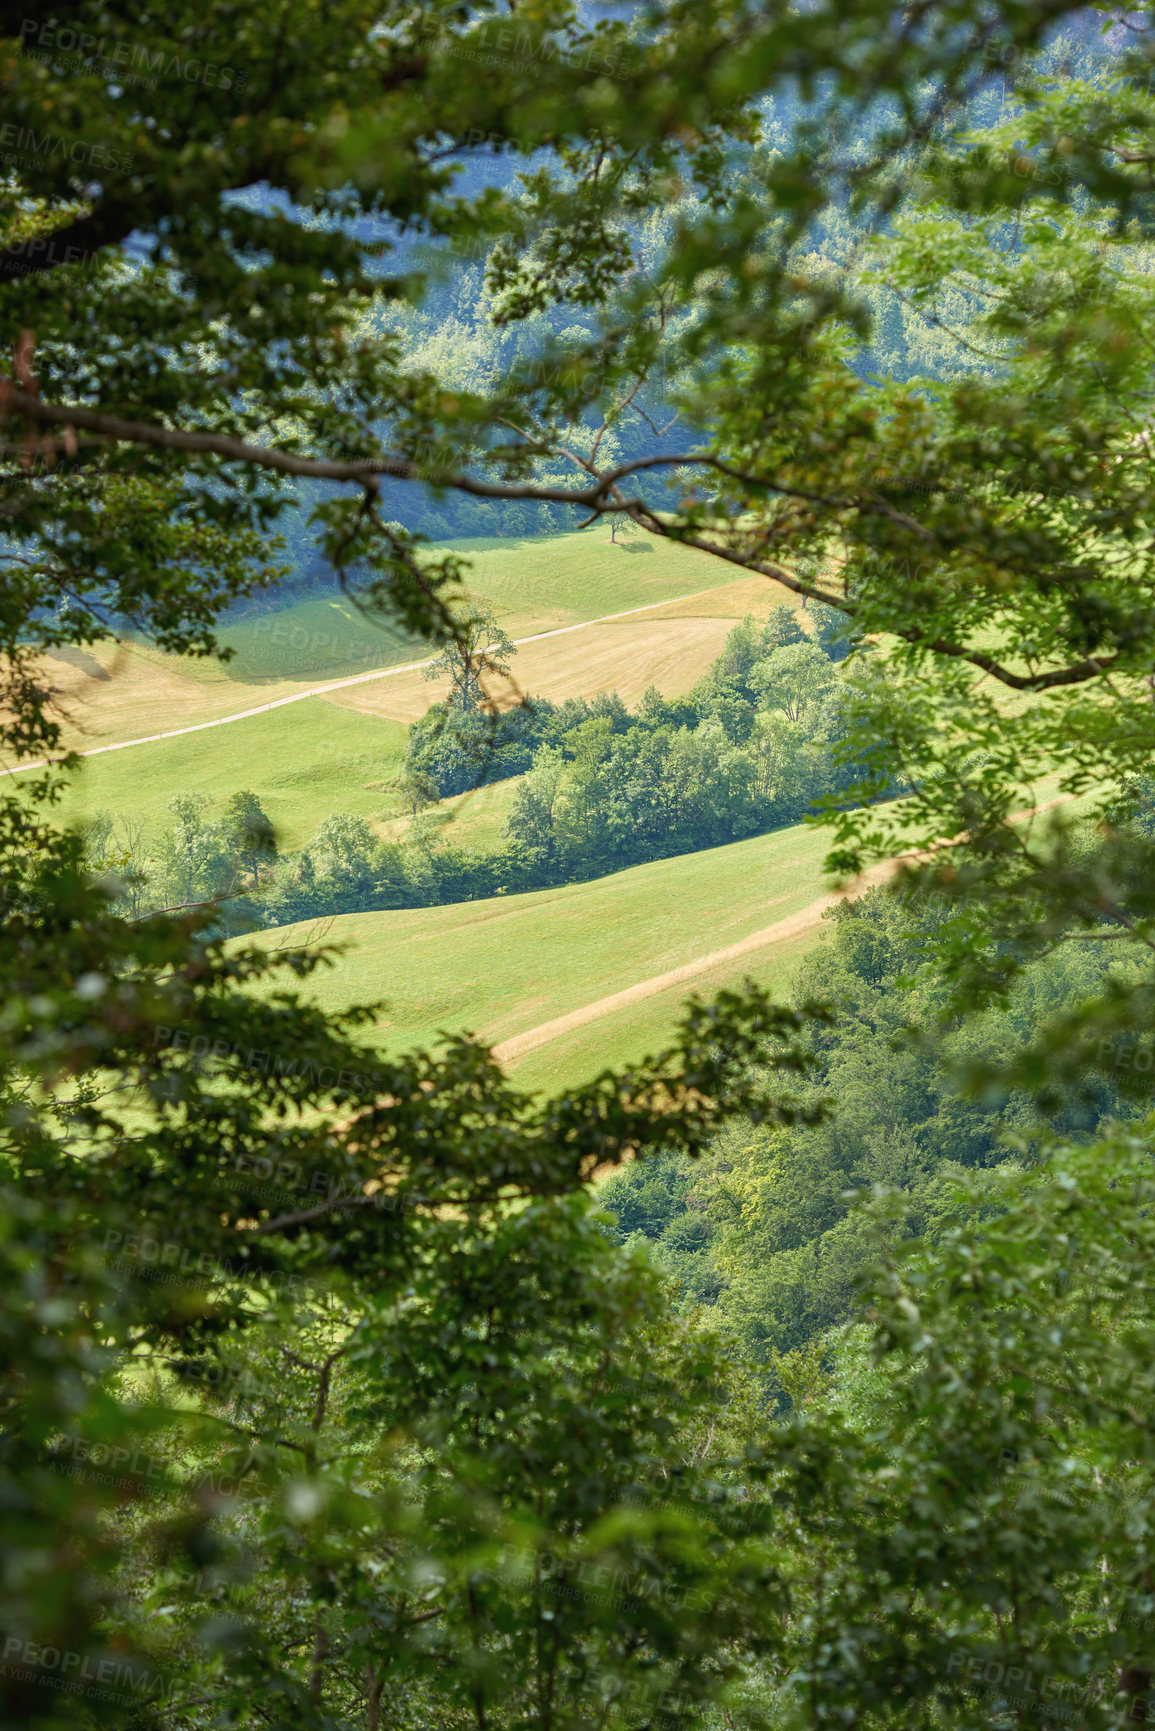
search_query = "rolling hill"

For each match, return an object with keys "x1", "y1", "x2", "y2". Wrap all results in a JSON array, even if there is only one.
[
  {"x1": 239, "y1": 771, "x2": 1090, "y2": 1096},
  {"x1": 22, "y1": 529, "x2": 785, "y2": 760},
  {"x1": 243, "y1": 817, "x2": 842, "y2": 1095},
  {"x1": 40, "y1": 543, "x2": 804, "y2": 849},
  {"x1": 46, "y1": 702, "x2": 411, "y2": 853}
]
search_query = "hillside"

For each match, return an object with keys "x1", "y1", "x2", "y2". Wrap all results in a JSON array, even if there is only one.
[
  {"x1": 25, "y1": 530, "x2": 781, "y2": 759},
  {"x1": 46, "y1": 702, "x2": 411, "y2": 853},
  {"x1": 244, "y1": 817, "x2": 842, "y2": 1095},
  {"x1": 45, "y1": 546, "x2": 804, "y2": 849},
  {"x1": 242, "y1": 768, "x2": 1087, "y2": 1094}
]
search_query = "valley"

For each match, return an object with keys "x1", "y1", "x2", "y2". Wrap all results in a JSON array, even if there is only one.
[{"x1": 38, "y1": 536, "x2": 804, "y2": 849}]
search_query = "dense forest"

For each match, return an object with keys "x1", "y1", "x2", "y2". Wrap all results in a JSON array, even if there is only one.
[
  {"x1": 5, "y1": 3, "x2": 1155, "y2": 1728},
  {"x1": 601, "y1": 883, "x2": 1144, "y2": 1368}
]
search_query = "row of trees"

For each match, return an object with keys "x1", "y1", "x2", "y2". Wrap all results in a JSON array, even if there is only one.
[
  {"x1": 87, "y1": 605, "x2": 864, "y2": 927},
  {"x1": 85, "y1": 792, "x2": 277, "y2": 921},
  {"x1": 500, "y1": 608, "x2": 864, "y2": 876}
]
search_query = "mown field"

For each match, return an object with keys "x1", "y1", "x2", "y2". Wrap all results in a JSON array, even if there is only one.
[
  {"x1": 26, "y1": 530, "x2": 781, "y2": 760},
  {"x1": 243, "y1": 818, "x2": 840, "y2": 1094},
  {"x1": 48, "y1": 702, "x2": 411, "y2": 853},
  {"x1": 240, "y1": 765, "x2": 1091, "y2": 1095},
  {"x1": 44, "y1": 543, "x2": 801, "y2": 849}
]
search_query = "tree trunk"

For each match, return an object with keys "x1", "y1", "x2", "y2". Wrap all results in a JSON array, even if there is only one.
[
  {"x1": 310, "y1": 1618, "x2": 329, "y2": 1702},
  {"x1": 366, "y1": 1661, "x2": 383, "y2": 1730}
]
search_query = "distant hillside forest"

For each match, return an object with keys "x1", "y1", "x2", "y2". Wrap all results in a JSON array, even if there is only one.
[{"x1": 598, "y1": 884, "x2": 1149, "y2": 1388}]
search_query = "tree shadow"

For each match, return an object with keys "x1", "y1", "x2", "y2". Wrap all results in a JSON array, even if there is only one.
[{"x1": 43, "y1": 646, "x2": 113, "y2": 681}]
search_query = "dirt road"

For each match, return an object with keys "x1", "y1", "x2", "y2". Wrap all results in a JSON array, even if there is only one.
[
  {"x1": 491, "y1": 795, "x2": 1073, "y2": 1066},
  {"x1": 9, "y1": 578, "x2": 764, "y2": 773},
  {"x1": 490, "y1": 859, "x2": 903, "y2": 1065}
]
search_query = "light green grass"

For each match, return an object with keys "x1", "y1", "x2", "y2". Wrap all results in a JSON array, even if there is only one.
[
  {"x1": 243, "y1": 819, "x2": 839, "y2": 1091},
  {"x1": 382, "y1": 776, "x2": 524, "y2": 854},
  {"x1": 435, "y1": 529, "x2": 741, "y2": 632},
  {"x1": 511, "y1": 926, "x2": 820, "y2": 1098},
  {"x1": 56, "y1": 529, "x2": 749, "y2": 848},
  {"x1": 58, "y1": 701, "x2": 409, "y2": 851},
  {"x1": 199, "y1": 593, "x2": 420, "y2": 684},
  {"x1": 242, "y1": 774, "x2": 1107, "y2": 1093},
  {"x1": 149, "y1": 529, "x2": 744, "y2": 685}
]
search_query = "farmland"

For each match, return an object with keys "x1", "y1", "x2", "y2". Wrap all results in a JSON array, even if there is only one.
[
  {"x1": 23, "y1": 530, "x2": 786, "y2": 756},
  {"x1": 243, "y1": 816, "x2": 840, "y2": 1095},
  {"x1": 40, "y1": 538, "x2": 803, "y2": 848}
]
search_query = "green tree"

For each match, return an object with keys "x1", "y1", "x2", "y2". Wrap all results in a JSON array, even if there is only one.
[
  {"x1": 304, "y1": 811, "x2": 382, "y2": 912},
  {"x1": 755, "y1": 1131, "x2": 1155, "y2": 1726},
  {"x1": 505, "y1": 744, "x2": 566, "y2": 867},
  {"x1": 222, "y1": 789, "x2": 278, "y2": 886},
  {"x1": 422, "y1": 604, "x2": 517, "y2": 713},
  {"x1": 152, "y1": 792, "x2": 235, "y2": 910},
  {"x1": 762, "y1": 603, "x2": 807, "y2": 654},
  {"x1": 606, "y1": 508, "x2": 639, "y2": 544},
  {"x1": 393, "y1": 761, "x2": 440, "y2": 819},
  {"x1": 750, "y1": 642, "x2": 837, "y2": 724},
  {"x1": 0, "y1": 5, "x2": 1151, "y2": 1725}
]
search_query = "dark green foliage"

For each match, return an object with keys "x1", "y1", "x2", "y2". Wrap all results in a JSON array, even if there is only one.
[
  {"x1": 600, "y1": 887, "x2": 1140, "y2": 1361},
  {"x1": 0, "y1": 782, "x2": 823, "y2": 1725},
  {"x1": 3, "y1": 4, "x2": 1155, "y2": 1723},
  {"x1": 809, "y1": 601, "x2": 861, "y2": 663},
  {"x1": 498, "y1": 622, "x2": 863, "y2": 884},
  {"x1": 222, "y1": 790, "x2": 278, "y2": 885},
  {"x1": 751, "y1": 1134, "x2": 1155, "y2": 1728},
  {"x1": 404, "y1": 696, "x2": 554, "y2": 798}
]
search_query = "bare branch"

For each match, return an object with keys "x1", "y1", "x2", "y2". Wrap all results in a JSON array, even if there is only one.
[{"x1": 242, "y1": 1192, "x2": 404, "y2": 1234}]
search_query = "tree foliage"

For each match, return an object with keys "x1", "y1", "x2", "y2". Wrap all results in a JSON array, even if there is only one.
[{"x1": 4, "y1": 3, "x2": 1155, "y2": 1726}]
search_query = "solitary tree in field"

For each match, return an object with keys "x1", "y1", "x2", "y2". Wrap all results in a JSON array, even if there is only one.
[{"x1": 422, "y1": 603, "x2": 516, "y2": 710}]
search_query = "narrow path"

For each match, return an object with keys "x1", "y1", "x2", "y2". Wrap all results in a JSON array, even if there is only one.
[
  {"x1": 491, "y1": 796, "x2": 1072, "y2": 1066},
  {"x1": 490, "y1": 859, "x2": 902, "y2": 1065},
  {"x1": 7, "y1": 577, "x2": 752, "y2": 774}
]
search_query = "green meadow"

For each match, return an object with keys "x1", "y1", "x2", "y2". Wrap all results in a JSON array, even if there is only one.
[
  {"x1": 244, "y1": 817, "x2": 840, "y2": 1093},
  {"x1": 50, "y1": 528, "x2": 767, "y2": 847},
  {"x1": 43, "y1": 522, "x2": 1095, "y2": 1096},
  {"x1": 57, "y1": 701, "x2": 409, "y2": 852},
  {"x1": 241, "y1": 768, "x2": 1093, "y2": 1093},
  {"x1": 180, "y1": 528, "x2": 746, "y2": 683},
  {"x1": 47, "y1": 529, "x2": 768, "y2": 848}
]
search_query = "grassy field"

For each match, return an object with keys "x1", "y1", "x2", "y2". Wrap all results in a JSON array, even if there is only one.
[
  {"x1": 326, "y1": 611, "x2": 752, "y2": 724},
  {"x1": 243, "y1": 817, "x2": 840, "y2": 1094},
  {"x1": 239, "y1": 769, "x2": 1098, "y2": 1095},
  {"x1": 381, "y1": 775, "x2": 523, "y2": 853},
  {"x1": 216, "y1": 530, "x2": 769, "y2": 679},
  {"x1": 26, "y1": 530, "x2": 784, "y2": 760},
  {"x1": 19, "y1": 519, "x2": 1109, "y2": 1122},
  {"x1": 44, "y1": 557, "x2": 801, "y2": 850},
  {"x1": 51, "y1": 701, "x2": 410, "y2": 852}
]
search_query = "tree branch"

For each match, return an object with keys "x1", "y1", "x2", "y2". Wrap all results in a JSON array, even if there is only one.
[
  {"x1": 0, "y1": 385, "x2": 1124, "y2": 693},
  {"x1": 244, "y1": 1195, "x2": 374, "y2": 1231},
  {"x1": 0, "y1": 205, "x2": 138, "y2": 285}
]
